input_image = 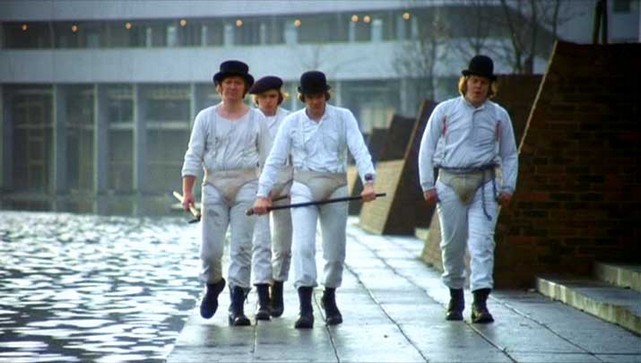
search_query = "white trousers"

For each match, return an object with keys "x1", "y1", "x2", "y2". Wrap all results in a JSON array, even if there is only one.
[
  {"x1": 251, "y1": 197, "x2": 293, "y2": 284},
  {"x1": 271, "y1": 197, "x2": 293, "y2": 282},
  {"x1": 200, "y1": 181, "x2": 257, "y2": 289},
  {"x1": 290, "y1": 181, "x2": 348, "y2": 289},
  {"x1": 436, "y1": 179, "x2": 499, "y2": 291}
]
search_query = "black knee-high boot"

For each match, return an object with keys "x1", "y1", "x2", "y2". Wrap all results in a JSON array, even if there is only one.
[
  {"x1": 270, "y1": 280, "x2": 284, "y2": 317},
  {"x1": 228, "y1": 286, "x2": 251, "y2": 326},
  {"x1": 446, "y1": 288, "x2": 464, "y2": 321},
  {"x1": 255, "y1": 284, "x2": 271, "y2": 321},
  {"x1": 294, "y1": 286, "x2": 314, "y2": 329},
  {"x1": 471, "y1": 288, "x2": 494, "y2": 324},
  {"x1": 200, "y1": 278, "x2": 226, "y2": 319},
  {"x1": 321, "y1": 288, "x2": 343, "y2": 325}
]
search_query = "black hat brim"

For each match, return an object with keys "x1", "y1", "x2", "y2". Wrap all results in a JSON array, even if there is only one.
[
  {"x1": 213, "y1": 72, "x2": 255, "y2": 87},
  {"x1": 462, "y1": 70, "x2": 497, "y2": 81}
]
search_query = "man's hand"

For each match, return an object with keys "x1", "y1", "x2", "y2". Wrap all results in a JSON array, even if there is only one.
[
  {"x1": 423, "y1": 189, "x2": 438, "y2": 206},
  {"x1": 361, "y1": 183, "x2": 377, "y2": 202},
  {"x1": 182, "y1": 191, "x2": 196, "y2": 212},
  {"x1": 252, "y1": 196, "x2": 272, "y2": 216},
  {"x1": 497, "y1": 192, "x2": 512, "y2": 207}
]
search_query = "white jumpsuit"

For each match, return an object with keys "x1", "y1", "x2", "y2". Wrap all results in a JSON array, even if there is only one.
[
  {"x1": 418, "y1": 96, "x2": 518, "y2": 291},
  {"x1": 257, "y1": 105, "x2": 376, "y2": 289},
  {"x1": 182, "y1": 104, "x2": 271, "y2": 289},
  {"x1": 252, "y1": 107, "x2": 293, "y2": 284}
]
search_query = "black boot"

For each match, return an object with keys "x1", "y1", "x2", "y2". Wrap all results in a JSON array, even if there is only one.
[
  {"x1": 445, "y1": 288, "x2": 464, "y2": 321},
  {"x1": 294, "y1": 287, "x2": 314, "y2": 329},
  {"x1": 321, "y1": 288, "x2": 343, "y2": 326},
  {"x1": 471, "y1": 288, "x2": 494, "y2": 324},
  {"x1": 228, "y1": 286, "x2": 251, "y2": 326},
  {"x1": 255, "y1": 284, "x2": 271, "y2": 321},
  {"x1": 270, "y1": 280, "x2": 284, "y2": 318},
  {"x1": 200, "y1": 278, "x2": 226, "y2": 319}
]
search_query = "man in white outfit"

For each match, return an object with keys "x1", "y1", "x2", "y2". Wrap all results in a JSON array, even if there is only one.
[
  {"x1": 418, "y1": 55, "x2": 518, "y2": 323},
  {"x1": 248, "y1": 76, "x2": 292, "y2": 320},
  {"x1": 181, "y1": 60, "x2": 272, "y2": 326},
  {"x1": 252, "y1": 71, "x2": 378, "y2": 329}
]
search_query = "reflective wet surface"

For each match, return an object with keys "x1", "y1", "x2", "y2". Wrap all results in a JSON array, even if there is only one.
[{"x1": 0, "y1": 211, "x2": 202, "y2": 362}]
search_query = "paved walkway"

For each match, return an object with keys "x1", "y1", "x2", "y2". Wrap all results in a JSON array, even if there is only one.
[{"x1": 167, "y1": 218, "x2": 641, "y2": 363}]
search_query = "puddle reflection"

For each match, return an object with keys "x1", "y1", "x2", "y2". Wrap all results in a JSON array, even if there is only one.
[{"x1": 0, "y1": 211, "x2": 201, "y2": 362}]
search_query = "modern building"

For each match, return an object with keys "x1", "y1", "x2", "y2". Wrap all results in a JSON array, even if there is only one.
[{"x1": 1, "y1": 0, "x2": 638, "y2": 215}]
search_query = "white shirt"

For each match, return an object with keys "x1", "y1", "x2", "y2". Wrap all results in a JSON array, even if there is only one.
[
  {"x1": 182, "y1": 104, "x2": 272, "y2": 177},
  {"x1": 260, "y1": 107, "x2": 290, "y2": 139},
  {"x1": 418, "y1": 96, "x2": 518, "y2": 194},
  {"x1": 257, "y1": 104, "x2": 376, "y2": 197}
]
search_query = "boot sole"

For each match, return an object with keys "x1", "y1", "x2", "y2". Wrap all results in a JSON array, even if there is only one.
[
  {"x1": 255, "y1": 310, "x2": 271, "y2": 321},
  {"x1": 294, "y1": 316, "x2": 314, "y2": 329},
  {"x1": 229, "y1": 315, "x2": 251, "y2": 326},
  {"x1": 445, "y1": 312, "x2": 464, "y2": 321},
  {"x1": 471, "y1": 313, "x2": 494, "y2": 324}
]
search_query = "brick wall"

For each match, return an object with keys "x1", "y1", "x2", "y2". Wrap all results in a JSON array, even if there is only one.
[{"x1": 495, "y1": 41, "x2": 641, "y2": 287}]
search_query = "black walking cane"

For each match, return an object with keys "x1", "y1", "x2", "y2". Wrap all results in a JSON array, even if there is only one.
[{"x1": 246, "y1": 193, "x2": 386, "y2": 216}]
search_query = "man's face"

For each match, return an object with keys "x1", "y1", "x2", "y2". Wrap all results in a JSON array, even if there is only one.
[
  {"x1": 465, "y1": 75, "x2": 490, "y2": 107},
  {"x1": 220, "y1": 76, "x2": 246, "y2": 101},
  {"x1": 304, "y1": 93, "x2": 326, "y2": 116},
  {"x1": 256, "y1": 89, "x2": 280, "y2": 115}
]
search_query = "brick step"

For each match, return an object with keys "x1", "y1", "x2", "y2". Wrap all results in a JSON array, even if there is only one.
[
  {"x1": 536, "y1": 275, "x2": 641, "y2": 335},
  {"x1": 594, "y1": 262, "x2": 641, "y2": 293}
]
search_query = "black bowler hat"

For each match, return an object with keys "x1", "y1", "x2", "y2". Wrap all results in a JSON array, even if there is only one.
[
  {"x1": 213, "y1": 60, "x2": 254, "y2": 86},
  {"x1": 462, "y1": 55, "x2": 496, "y2": 81},
  {"x1": 297, "y1": 71, "x2": 331, "y2": 94},
  {"x1": 249, "y1": 76, "x2": 283, "y2": 94}
]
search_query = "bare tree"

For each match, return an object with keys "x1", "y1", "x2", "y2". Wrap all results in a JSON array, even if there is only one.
[
  {"x1": 498, "y1": 0, "x2": 578, "y2": 74},
  {"x1": 394, "y1": 7, "x2": 447, "y2": 102}
]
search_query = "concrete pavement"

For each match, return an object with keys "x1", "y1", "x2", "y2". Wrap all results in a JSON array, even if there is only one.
[{"x1": 167, "y1": 218, "x2": 641, "y2": 363}]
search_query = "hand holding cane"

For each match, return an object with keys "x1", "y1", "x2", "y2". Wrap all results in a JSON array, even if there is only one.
[
  {"x1": 246, "y1": 193, "x2": 386, "y2": 216},
  {"x1": 173, "y1": 191, "x2": 201, "y2": 223}
]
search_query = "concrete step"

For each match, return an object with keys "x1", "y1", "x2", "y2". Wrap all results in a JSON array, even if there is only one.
[
  {"x1": 595, "y1": 262, "x2": 641, "y2": 293},
  {"x1": 536, "y1": 275, "x2": 641, "y2": 335}
]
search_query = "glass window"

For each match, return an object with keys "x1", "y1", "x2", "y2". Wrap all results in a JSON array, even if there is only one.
[
  {"x1": 8, "y1": 86, "x2": 53, "y2": 192},
  {"x1": 106, "y1": 85, "x2": 134, "y2": 125},
  {"x1": 146, "y1": 85, "x2": 190, "y2": 122},
  {"x1": 204, "y1": 19, "x2": 225, "y2": 46},
  {"x1": 3, "y1": 21, "x2": 52, "y2": 49},
  {"x1": 177, "y1": 20, "x2": 202, "y2": 46},
  {"x1": 613, "y1": 0, "x2": 633, "y2": 13},
  {"x1": 234, "y1": 17, "x2": 261, "y2": 45},
  {"x1": 298, "y1": 13, "x2": 348, "y2": 43},
  {"x1": 54, "y1": 22, "x2": 84, "y2": 48}
]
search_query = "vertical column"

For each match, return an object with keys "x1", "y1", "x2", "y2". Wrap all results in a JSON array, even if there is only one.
[
  {"x1": 284, "y1": 21, "x2": 297, "y2": 45},
  {"x1": 348, "y1": 20, "x2": 356, "y2": 42},
  {"x1": 396, "y1": 15, "x2": 405, "y2": 41},
  {"x1": 224, "y1": 23, "x2": 234, "y2": 47},
  {"x1": 146, "y1": 27, "x2": 153, "y2": 48},
  {"x1": 94, "y1": 84, "x2": 109, "y2": 214},
  {"x1": 0, "y1": 86, "x2": 8, "y2": 206},
  {"x1": 52, "y1": 85, "x2": 68, "y2": 211},
  {"x1": 259, "y1": 22, "x2": 267, "y2": 45},
  {"x1": 133, "y1": 84, "x2": 147, "y2": 216},
  {"x1": 201, "y1": 24, "x2": 208, "y2": 46},
  {"x1": 371, "y1": 19, "x2": 383, "y2": 42}
]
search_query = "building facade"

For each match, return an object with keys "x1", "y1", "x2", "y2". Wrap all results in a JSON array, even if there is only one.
[{"x1": 1, "y1": 0, "x2": 638, "y2": 215}]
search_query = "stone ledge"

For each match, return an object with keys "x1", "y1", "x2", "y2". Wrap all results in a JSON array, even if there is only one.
[{"x1": 536, "y1": 275, "x2": 641, "y2": 335}]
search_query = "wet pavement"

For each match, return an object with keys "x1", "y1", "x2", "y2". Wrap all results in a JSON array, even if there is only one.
[
  {"x1": 0, "y1": 211, "x2": 202, "y2": 362},
  {"x1": 168, "y1": 217, "x2": 641, "y2": 363}
]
